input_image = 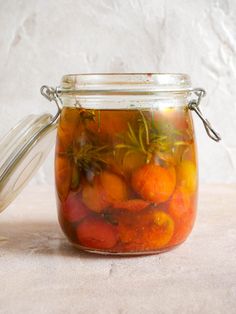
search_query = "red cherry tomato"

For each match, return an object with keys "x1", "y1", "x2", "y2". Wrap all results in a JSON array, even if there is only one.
[
  {"x1": 62, "y1": 192, "x2": 90, "y2": 223},
  {"x1": 76, "y1": 216, "x2": 119, "y2": 249}
]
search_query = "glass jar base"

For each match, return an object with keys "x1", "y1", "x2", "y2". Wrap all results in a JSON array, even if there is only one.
[{"x1": 71, "y1": 242, "x2": 183, "y2": 256}]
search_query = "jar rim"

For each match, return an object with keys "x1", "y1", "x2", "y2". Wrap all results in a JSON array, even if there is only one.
[{"x1": 58, "y1": 73, "x2": 192, "y2": 95}]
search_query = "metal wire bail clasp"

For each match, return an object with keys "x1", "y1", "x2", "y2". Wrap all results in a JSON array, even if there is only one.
[
  {"x1": 188, "y1": 88, "x2": 221, "y2": 142},
  {"x1": 40, "y1": 85, "x2": 62, "y2": 124}
]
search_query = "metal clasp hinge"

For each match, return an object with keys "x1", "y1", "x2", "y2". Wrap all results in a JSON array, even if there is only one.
[
  {"x1": 188, "y1": 88, "x2": 221, "y2": 142},
  {"x1": 40, "y1": 86, "x2": 62, "y2": 124}
]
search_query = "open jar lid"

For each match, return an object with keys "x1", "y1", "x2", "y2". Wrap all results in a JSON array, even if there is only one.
[{"x1": 0, "y1": 113, "x2": 57, "y2": 213}]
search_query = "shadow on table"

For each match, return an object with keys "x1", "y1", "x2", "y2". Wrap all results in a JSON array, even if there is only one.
[
  {"x1": 0, "y1": 220, "x2": 145, "y2": 260},
  {"x1": 0, "y1": 220, "x2": 101, "y2": 259}
]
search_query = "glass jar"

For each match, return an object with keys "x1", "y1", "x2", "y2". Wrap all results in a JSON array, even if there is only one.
[
  {"x1": 51, "y1": 73, "x2": 220, "y2": 255},
  {"x1": 0, "y1": 73, "x2": 221, "y2": 255}
]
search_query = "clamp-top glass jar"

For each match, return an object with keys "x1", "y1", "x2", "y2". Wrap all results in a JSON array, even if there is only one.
[
  {"x1": 0, "y1": 73, "x2": 220, "y2": 255},
  {"x1": 40, "y1": 73, "x2": 219, "y2": 255}
]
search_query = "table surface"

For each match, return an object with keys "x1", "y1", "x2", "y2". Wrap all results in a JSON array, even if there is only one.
[{"x1": 0, "y1": 184, "x2": 236, "y2": 314}]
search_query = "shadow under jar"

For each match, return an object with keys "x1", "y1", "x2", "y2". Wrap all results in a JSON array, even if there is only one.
[{"x1": 54, "y1": 73, "x2": 203, "y2": 255}]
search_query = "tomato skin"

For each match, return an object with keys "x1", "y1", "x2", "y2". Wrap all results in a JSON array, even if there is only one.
[
  {"x1": 55, "y1": 108, "x2": 83, "y2": 201},
  {"x1": 168, "y1": 207, "x2": 196, "y2": 246},
  {"x1": 81, "y1": 180, "x2": 108, "y2": 213},
  {"x1": 57, "y1": 108, "x2": 81, "y2": 148},
  {"x1": 113, "y1": 199, "x2": 150, "y2": 212},
  {"x1": 168, "y1": 188, "x2": 191, "y2": 220},
  {"x1": 118, "y1": 209, "x2": 174, "y2": 250},
  {"x1": 76, "y1": 216, "x2": 119, "y2": 249},
  {"x1": 55, "y1": 152, "x2": 72, "y2": 201},
  {"x1": 131, "y1": 164, "x2": 176, "y2": 204},
  {"x1": 168, "y1": 190, "x2": 197, "y2": 246},
  {"x1": 61, "y1": 192, "x2": 90, "y2": 223},
  {"x1": 177, "y1": 160, "x2": 197, "y2": 194},
  {"x1": 142, "y1": 211, "x2": 174, "y2": 249},
  {"x1": 82, "y1": 171, "x2": 128, "y2": 213},
  {"x1": 100, "y1": 171, "x2": 128, "y2": 203},
  {"x1": 90, "y1": 111, "x2": 136, "y2": 137}
]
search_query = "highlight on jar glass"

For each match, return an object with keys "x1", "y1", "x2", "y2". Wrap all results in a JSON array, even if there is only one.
[{"x1": 51, "y1": 73, "x2": 221, "y2": 255}]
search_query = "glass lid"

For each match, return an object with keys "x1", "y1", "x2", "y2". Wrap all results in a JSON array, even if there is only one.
[
  {"x1": 0, "y1": 114, "x2": 56, "y2": 213},
  {"x1": 59, "y1": 73, "x2": 192, "y2": 95}
]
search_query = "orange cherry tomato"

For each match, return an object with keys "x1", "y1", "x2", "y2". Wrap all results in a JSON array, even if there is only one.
[
  {"x1": 81, "y1": 180, "x2": 107, "y2": 213},
  {"x1": 90, "y1": 110, "x2": 136, "y2": 138},
  {"x1": 57, "y1": 108, "x2": 81, "y2": 147},
  {"x1": 55, "y1": 154, "x2": 72, "y2": 201},
  {"x1": 82, "y1": 171, "x2": 128, "y2": 212},
  {"x1": 76, "y1": 216, "x2": 118, "y2": 249},
  {"x1": 112, "y1": 199, "x2": 150, "y2": 212},
  {"x1": 131, "y1": 164, "x2": 176, "y2": 204},
  {"x1": 118, "y1": 209, "x2": 174, "y2": 250}
]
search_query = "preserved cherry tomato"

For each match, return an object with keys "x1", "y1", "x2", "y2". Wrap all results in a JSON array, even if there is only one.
[
  {"x1": 112, "y1": 199, "x2": 150, "y2": 212},
  {"x1": 55, "y1": 153, "x2": 72, "y2": 201},
  {"x1": 61, "y1": 192, "x2": 90, "y2": 223},
  {"x1": 168, "y1": 189, "x2": 196, "y2": 246},
  {"x1": 118, "y1": 209, "x2": 174, "y2": 251},
  {"x1": 168, "y1": 187, "x2": 191, "y2": 220},
  {"x1": 177, "y1": 160, "x2": 197, "y2": 194},
  {"x1": 90, "y1": 110, "x2": 136, "y2": 138},
  {"x1": 82, "y1": 171, "x2": 128, "y2": 212},
  {"x1": 76, "y1": 216, "x2": 118, "y2": 249},
  {"x1": 131, "y1": 164, "x2": 176, "y2": 204}
]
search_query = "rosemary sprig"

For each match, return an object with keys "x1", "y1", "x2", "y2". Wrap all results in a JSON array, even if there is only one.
[
  {"x1": 115, "y1": 110, "x2": 192, "y2": 166},
  {"x1": 115, "y1": 121, "x2": 148, "y2": 155},
  {"x1": 60, "y1": 140, "x2": 111, "y2": 190},
  {"x1": 139, "y1": 110, "x2": 150, "y2": 145},
  {"x1": 71, "y1": 143, "x2": 110, "y2": 171}
]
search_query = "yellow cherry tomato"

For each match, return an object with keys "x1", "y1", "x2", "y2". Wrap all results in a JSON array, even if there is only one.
[
  {"x1": 147, "y1": 211, "x2": 175, "y2": 248},
  {"x1": 177, "y1": 160, "x2": 197, "y2": 194}
]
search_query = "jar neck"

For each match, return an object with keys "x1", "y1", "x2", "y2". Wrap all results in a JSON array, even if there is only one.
[
  {"x1": 60, "y1": 93, "x2": 190, "y2": 110},
  {"x1": 58, "y1": 73, "x2": 192, "y2": 109}
]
